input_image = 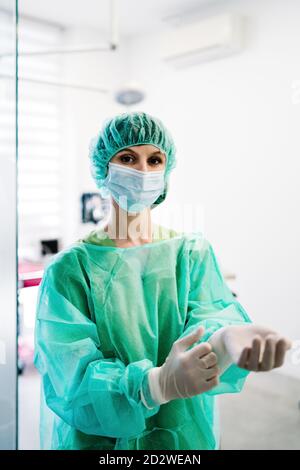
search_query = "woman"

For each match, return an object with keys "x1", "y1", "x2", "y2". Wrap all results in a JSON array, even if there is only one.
[{"x1": 34, "y1": 111, "x2": 291, "y2": 450}]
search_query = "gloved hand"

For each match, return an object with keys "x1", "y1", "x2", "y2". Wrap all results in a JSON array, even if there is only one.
[
  {"x1": 146, "y1": 326, "x2": 220, "y2": 405},
  {"x1": 209, "y1": 324, "x2": 292, "y2": 372}
]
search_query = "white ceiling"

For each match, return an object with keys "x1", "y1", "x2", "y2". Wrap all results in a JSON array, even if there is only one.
[{"x1": 1, "y1": 0, "x2": 221, "y2": 36}]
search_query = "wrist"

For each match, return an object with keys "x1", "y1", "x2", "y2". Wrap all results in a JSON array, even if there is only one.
[
  {"x1": 140, "y1": 367, "x2": 168, "y2": 409},
  {"x1": 207, "y1": 326, "x2": 232, "y2": 374},
  {"x1": 147, "y1": 367, "x2": 170, "y2": 406}
]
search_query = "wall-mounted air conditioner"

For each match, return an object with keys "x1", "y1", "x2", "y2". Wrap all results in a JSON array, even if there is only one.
[{"x1": 161, "y1": 13, "x2": 244, "y2": 68}]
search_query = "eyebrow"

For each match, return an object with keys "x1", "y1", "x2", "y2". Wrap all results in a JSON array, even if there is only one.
[{"x1": 116, "y1": 147, "x2": 164, "y2": 156}]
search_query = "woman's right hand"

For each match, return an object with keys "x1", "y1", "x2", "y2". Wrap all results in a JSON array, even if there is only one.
[{"x1": 147, "y1": 326, "x2": 220, "y2": 404}]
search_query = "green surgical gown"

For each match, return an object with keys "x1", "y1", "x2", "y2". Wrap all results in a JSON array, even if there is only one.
[{"x1": 34, "y1": 225, "x2": 252, "y2": 450}]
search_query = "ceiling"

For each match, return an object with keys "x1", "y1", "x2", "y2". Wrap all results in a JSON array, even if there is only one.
[{"x1": 1, "y1": 0, "x2": 222, "y2": 36}]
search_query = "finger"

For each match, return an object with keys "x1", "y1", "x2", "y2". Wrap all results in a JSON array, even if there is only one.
[
  {"x1": 201, "y1": 378, "x2": 219, "y2": 393},
  {"x1": 175, "y1": 326, "x2": 205, "y2": 352},
  {"x1": 277, "y1": 336, "x2": 292, "y2": 351},
  {"x1": 185, "y1": 341, "x2": 212, "y2": 361},
  {"x1": 274, "y1": 338, "x2": 288, "y2": 368},
  {"x1": 204, "y1": 365, "x2": 220, "y2": 380},
  {"x1": 205, "y1": 376, "x2": 220, "y2": 388},
  {"x1": 260, "y1": 336, "x2": 276, "y2": 371},
  {"x1": 285, "y1": 338, "x2": 293, "y2": 350},
  {"x1": 200, "y1": 352, "x2": 218, "y2": 369},
  {"x1": 237, "y1": 347, "x2": 251, "y2": 369},
  {"x1": 248, "y1": 337, "x2": 262, "y2": 371}
]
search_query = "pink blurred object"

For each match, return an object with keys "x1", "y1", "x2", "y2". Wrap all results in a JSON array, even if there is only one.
[
  {"x1": 18, "y1": 260, "x2": 44, "y2": 288},
  {"x1": 18, "y1": 335, "x2": 34, "y2": 365}
]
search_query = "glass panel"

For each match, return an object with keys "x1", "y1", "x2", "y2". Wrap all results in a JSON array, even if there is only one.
[
  {"x1": 16, "y1": 0, "x2": 300, "y2": 452},
  {"x1": 0, "y1": 0, "x2": 18, "y2": 450}
]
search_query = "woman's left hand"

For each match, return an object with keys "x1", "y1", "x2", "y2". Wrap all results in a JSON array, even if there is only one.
[{"x1": 222, "y1": 324, "x2": 292, "y2": 372}]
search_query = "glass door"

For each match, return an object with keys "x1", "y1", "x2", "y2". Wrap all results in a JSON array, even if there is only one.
[{"x1": 0, "y1": 0, "x2": 18, "y2": 450}]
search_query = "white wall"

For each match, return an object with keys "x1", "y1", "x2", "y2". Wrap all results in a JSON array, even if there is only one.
[
  {"x1": 121, "y1": 0, "x2": 300, "y2": 376},
  {"x1": 60, "y1": 26, "x2": 126, "y2": 247},
  {"x1": 62, "y1": 0, "x2": 300, "y2": 377}
]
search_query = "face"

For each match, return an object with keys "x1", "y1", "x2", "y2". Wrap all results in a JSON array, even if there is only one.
[{"x1": 110, "y1": 144, "x2": 166, "y2": 172}]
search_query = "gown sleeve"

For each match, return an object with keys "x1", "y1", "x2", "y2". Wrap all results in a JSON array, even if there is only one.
[
  {"x1": 33, "y1": 250, "x2": 159, "y2": 439},
  {"x1": 178, "y1": 235, "x2": 253, "y2": 394}
]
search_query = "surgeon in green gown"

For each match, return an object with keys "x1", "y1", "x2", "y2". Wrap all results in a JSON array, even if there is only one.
[{"x1": 34, "y1": 111, "x2": 292, "y2": 450}]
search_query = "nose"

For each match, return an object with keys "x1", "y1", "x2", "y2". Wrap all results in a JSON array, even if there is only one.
[{"x1": 135, "y1": 159, "x2": 149, "y2": 172}]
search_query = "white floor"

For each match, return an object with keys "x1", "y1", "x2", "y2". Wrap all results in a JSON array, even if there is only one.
[
  {"x1": 18, "y1": 365, "x2": 300, "y2": 450},
  {"x1": 219, "y1": 371, "x2": 300, "y2": 449},
  {"x1": 18, "y1": 365, "x2": 40, "y2": 450}
]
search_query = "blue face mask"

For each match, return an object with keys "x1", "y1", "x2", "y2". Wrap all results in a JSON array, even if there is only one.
[{"x1": 103, "y1": 162, "x2": 165, "y2": 213}]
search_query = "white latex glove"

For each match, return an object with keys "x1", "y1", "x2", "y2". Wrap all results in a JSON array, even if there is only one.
[
  {"x1": 145, "y1": 326, "x2": 220, "y2": 406},
  {"x1": 209, "y1": 324, "x2": 292, "y2": 372}
]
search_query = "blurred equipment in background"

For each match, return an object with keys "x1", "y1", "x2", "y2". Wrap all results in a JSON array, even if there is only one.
[
  {"x1": 81, "y1": 192, "x2": 105, "y2": 224},
  {"x1": 161, "y1": 13, "x2": 244, "y2": 68},
  {"x1": 40, "y1": 239, "x2": 59, "y2": 257},
  {"x1": 115, "y1": 81, "x2": 146, "y2": 106},
  {"x1": 18, "y1": 239, "x2": 59, "y2": 375}
]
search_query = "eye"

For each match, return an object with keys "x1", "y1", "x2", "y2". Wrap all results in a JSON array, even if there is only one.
[
  {"x1": 148, "y1": 156, "x2": 163, "y2": 166},
  {"x1": 119, "y1": 154, "x2": 135, "y2": 163}
]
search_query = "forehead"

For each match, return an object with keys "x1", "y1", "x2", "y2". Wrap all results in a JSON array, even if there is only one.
[{"x1": 116, "y1": 145, "x2": 164, "y2": 155}]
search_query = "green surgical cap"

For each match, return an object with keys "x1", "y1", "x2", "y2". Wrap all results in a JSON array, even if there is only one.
[{"x1": 89, "y1": 111, "x2": 177, "y2": 207}]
